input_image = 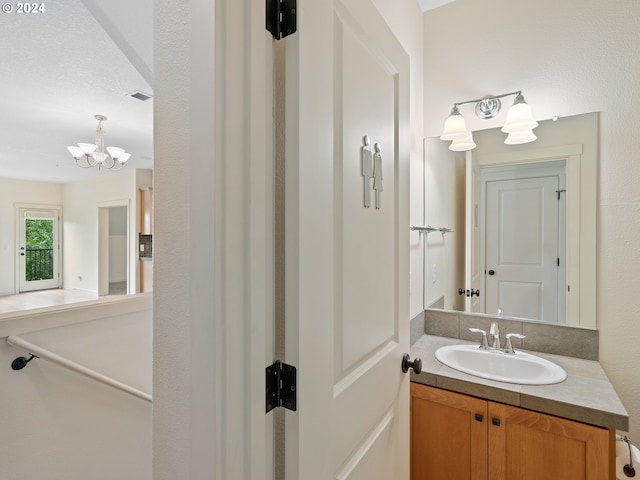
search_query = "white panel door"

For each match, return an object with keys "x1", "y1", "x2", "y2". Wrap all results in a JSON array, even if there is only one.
[
  {"x1": 284, "y1": 0, "x2": 410, "y2": 478},
  {"x1": 484, "y1": 176, "x2": 560, "y2": 321}
]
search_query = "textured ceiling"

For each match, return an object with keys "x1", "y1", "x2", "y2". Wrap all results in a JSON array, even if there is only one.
[{"x1": 0, "y1": 0, "x2": 153, "y2": 183}]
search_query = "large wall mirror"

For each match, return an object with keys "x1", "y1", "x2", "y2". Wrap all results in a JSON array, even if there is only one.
[{"x1": 423, "y1": 112, "x2": 597, "y2": 329}]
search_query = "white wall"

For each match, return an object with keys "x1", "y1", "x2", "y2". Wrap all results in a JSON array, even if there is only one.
[
  {"x1": 0, "y1": 169, "x2": 151, "y2": 298},
  {"x1": 370, "y1": 0, "x2": 425, "y2": 318},
  {"x1": 109, "y1": 234, "x2": 128, "y2": 282},
  {"x1": 63, "y1": 169, "x2": 150, "y2": 293},
  {"x1": 109, "y1": 206, "x2": 128, "y2": 283},
  {"x1": 423, "y1": 0, "x2": 640, "y2": 439},
  {"x1": 0, "y1": 179, "x2": 62, "y2": 295},
  {"x1": 154, "y1": 0, "x2": 216, "y2": 478},
  {"x1": 422, "y1": 139, "x2": 465, "y2": 310},
  {"x1": 372, "y1": 0, "x2": 425, "y2": 320},
  {"x1": 0, "y1": 297, "x2": 152, "y2": 480}
]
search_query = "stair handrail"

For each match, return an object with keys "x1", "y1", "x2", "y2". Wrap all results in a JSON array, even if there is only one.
[{"x1": 6, "y1": 335, "x2": 152, "y2": 403}]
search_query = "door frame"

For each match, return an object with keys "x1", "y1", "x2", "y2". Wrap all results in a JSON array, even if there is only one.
[
  {"x1": 15, "y1": 203, "x2": 62, "y2": 294},
  {"x1": 97, "y1": 199, "x2": 131, "y2": 296},
  {"x1": 473, "y1": 143, "x2": 590, "y2": 327},
  {"x1": 153, "y1": 0, "x2": 275, "y2": 478}
]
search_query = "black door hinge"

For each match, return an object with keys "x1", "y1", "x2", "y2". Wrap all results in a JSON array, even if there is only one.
[
  {"x1": 266, "y1": 360, "x2": 297, "y2": 413},
  {"x1": 266, "y1": 0, "x2": 297, "y2": 40}
]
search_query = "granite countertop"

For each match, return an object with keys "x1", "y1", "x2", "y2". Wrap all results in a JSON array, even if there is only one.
[{"x1": 410, "y1": 334, "x2": 629, "y2": 431}]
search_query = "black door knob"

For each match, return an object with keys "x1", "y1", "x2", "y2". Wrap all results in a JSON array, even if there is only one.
[
  {"x1": 401, "y1": 354, "x2": 422, "y2": 374},
  {"x1": 488, "y1": 269, "x2": 495, "y2": 275}
]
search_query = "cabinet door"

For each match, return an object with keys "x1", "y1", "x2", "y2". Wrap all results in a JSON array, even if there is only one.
[
  {"x1": 140, "y1": 187, "x2": 153, "y2": 234},
  {"x1": 488, "y1": 402, "x2": 612, "y2": 480},
  {"x1": 411, "y1": 383, "x2": 488, "y2": 480}
]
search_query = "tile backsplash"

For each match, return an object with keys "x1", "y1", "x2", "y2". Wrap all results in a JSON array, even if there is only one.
[
  {"x1": 139, "y1": 234, "x2": 153, "y2": 260},
  {"x1": 411, "y1": 308, "x2": 598, "y2": 361}
]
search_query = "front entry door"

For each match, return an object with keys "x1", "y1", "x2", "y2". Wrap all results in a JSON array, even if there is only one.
[
  {"x1": 284, "y1": 0, "x2": 410, "y2": 478},
  {"x1": 18, "y1": 207, "x2": 61, "y2": 292}
]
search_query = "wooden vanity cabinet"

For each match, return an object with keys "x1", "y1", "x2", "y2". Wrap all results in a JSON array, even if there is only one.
[
  {"x1": 411, "y1": 383, "x2": 614, "y2": 480},
  {"x1": 411, "y1": 383, "x2": 487, "y2": 480}
]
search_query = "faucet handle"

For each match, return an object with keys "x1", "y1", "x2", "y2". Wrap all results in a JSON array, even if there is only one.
[
  {"x1": 469, "y1": 328, "x2": 488, "y2": 349},
  {"x1": 505, "y1": 333, "x2": 526, "y2": 354}
]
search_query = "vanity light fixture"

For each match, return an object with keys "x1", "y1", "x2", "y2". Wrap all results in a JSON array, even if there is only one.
[
  {"x1": 440, "y1": 91, "x2": 538, "y2": 151},
  {"x1": 66, "y1": 115, "x2": 131, "y2": 171}
]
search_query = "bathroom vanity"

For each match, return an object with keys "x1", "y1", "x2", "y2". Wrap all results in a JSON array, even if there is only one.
[
  {"x1": 411, "y1": 383, "x2": 611, "y2": 479},
  {"x1": 409, "y1": 312, "x2": 629, "y2": 480}
]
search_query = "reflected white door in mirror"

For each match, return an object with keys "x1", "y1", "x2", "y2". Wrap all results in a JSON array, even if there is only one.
[{"x1": 481, "y1": 161, "x2": 565, "y2": 323}]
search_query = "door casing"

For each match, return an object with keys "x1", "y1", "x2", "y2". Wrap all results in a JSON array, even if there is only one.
[{"x1": 15, "y1": 203, "x2": 62, "y2": 293}]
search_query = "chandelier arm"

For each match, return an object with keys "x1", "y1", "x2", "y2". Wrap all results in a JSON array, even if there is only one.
[
  {"x1": 103, "y1": 157, "x2": 117, "y2": 170},
  {"x1": 75, "y1": 158, "x2": 97, "y2": 168}
]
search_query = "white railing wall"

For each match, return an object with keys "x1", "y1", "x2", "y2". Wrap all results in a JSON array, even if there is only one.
[{"x1": 0, "y1": 294, "x2": 152, "y2": 480}]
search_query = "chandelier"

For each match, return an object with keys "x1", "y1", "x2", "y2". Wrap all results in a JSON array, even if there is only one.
[{"x1": 66, "y1": 115, "x2": 131, "y2": 170}]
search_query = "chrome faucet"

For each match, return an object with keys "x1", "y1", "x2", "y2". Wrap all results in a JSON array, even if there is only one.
[
  {"x1": 489, "y1": 322, "x2": 500, "y2": 350},
  {"x1": 469, "y1": 323, "x2": 526, "y2": 354}
]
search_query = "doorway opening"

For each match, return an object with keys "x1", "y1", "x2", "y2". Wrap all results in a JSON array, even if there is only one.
[{"x1": 98, "y1": 201, "x2": 130, "y2": 297}]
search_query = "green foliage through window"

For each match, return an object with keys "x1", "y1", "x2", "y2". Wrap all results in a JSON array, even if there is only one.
[{"x1": 25, "y1": 219, "x2": 54, "y2": 281}]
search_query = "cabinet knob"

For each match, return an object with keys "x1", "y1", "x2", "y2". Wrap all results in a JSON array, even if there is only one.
[
  {"x1": 402, "y1": 354, "x2": 422, "y2": 374},
  {"x1": 492, "y1": 418, "x2": 501, "y2": 427}
]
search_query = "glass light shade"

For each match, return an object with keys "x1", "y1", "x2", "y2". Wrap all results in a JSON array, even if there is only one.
[
  {"x1": 92, "y1": 150, "x2": 109, "y2": 164},
  {"x1": 449, "y1": 132, "x2": 476, "y2": 151},
  {"x1": 107, "y1": 146, "x2": 125, "y2": 159},
  {"x1": 118, "y1": 152, "x2": 131, "y2": 164},
  {"x1": 78, "y1": 143, "x2": 98, "y2": 155},
  {"x1": 67, "y1": 146, "x2": 83, "y2": 159},
  {"x1": 504, "y1": 129, "x2": 537, "y2": 145},
  {"x1": 501, "y1": 102, "x2": 538, "y2": 133},
  {"x1": 440, "y1": 107, "x2": 469, "y2": 140}
]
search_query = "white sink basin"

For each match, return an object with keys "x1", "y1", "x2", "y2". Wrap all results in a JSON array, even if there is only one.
[{"x1": 435, "y1": 344, "x2": 567, "y2": 385}]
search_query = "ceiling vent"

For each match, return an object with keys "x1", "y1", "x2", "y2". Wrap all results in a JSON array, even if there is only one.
[{"x1": 128, "y1": 90, "x2": 153, "y2": 101}]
